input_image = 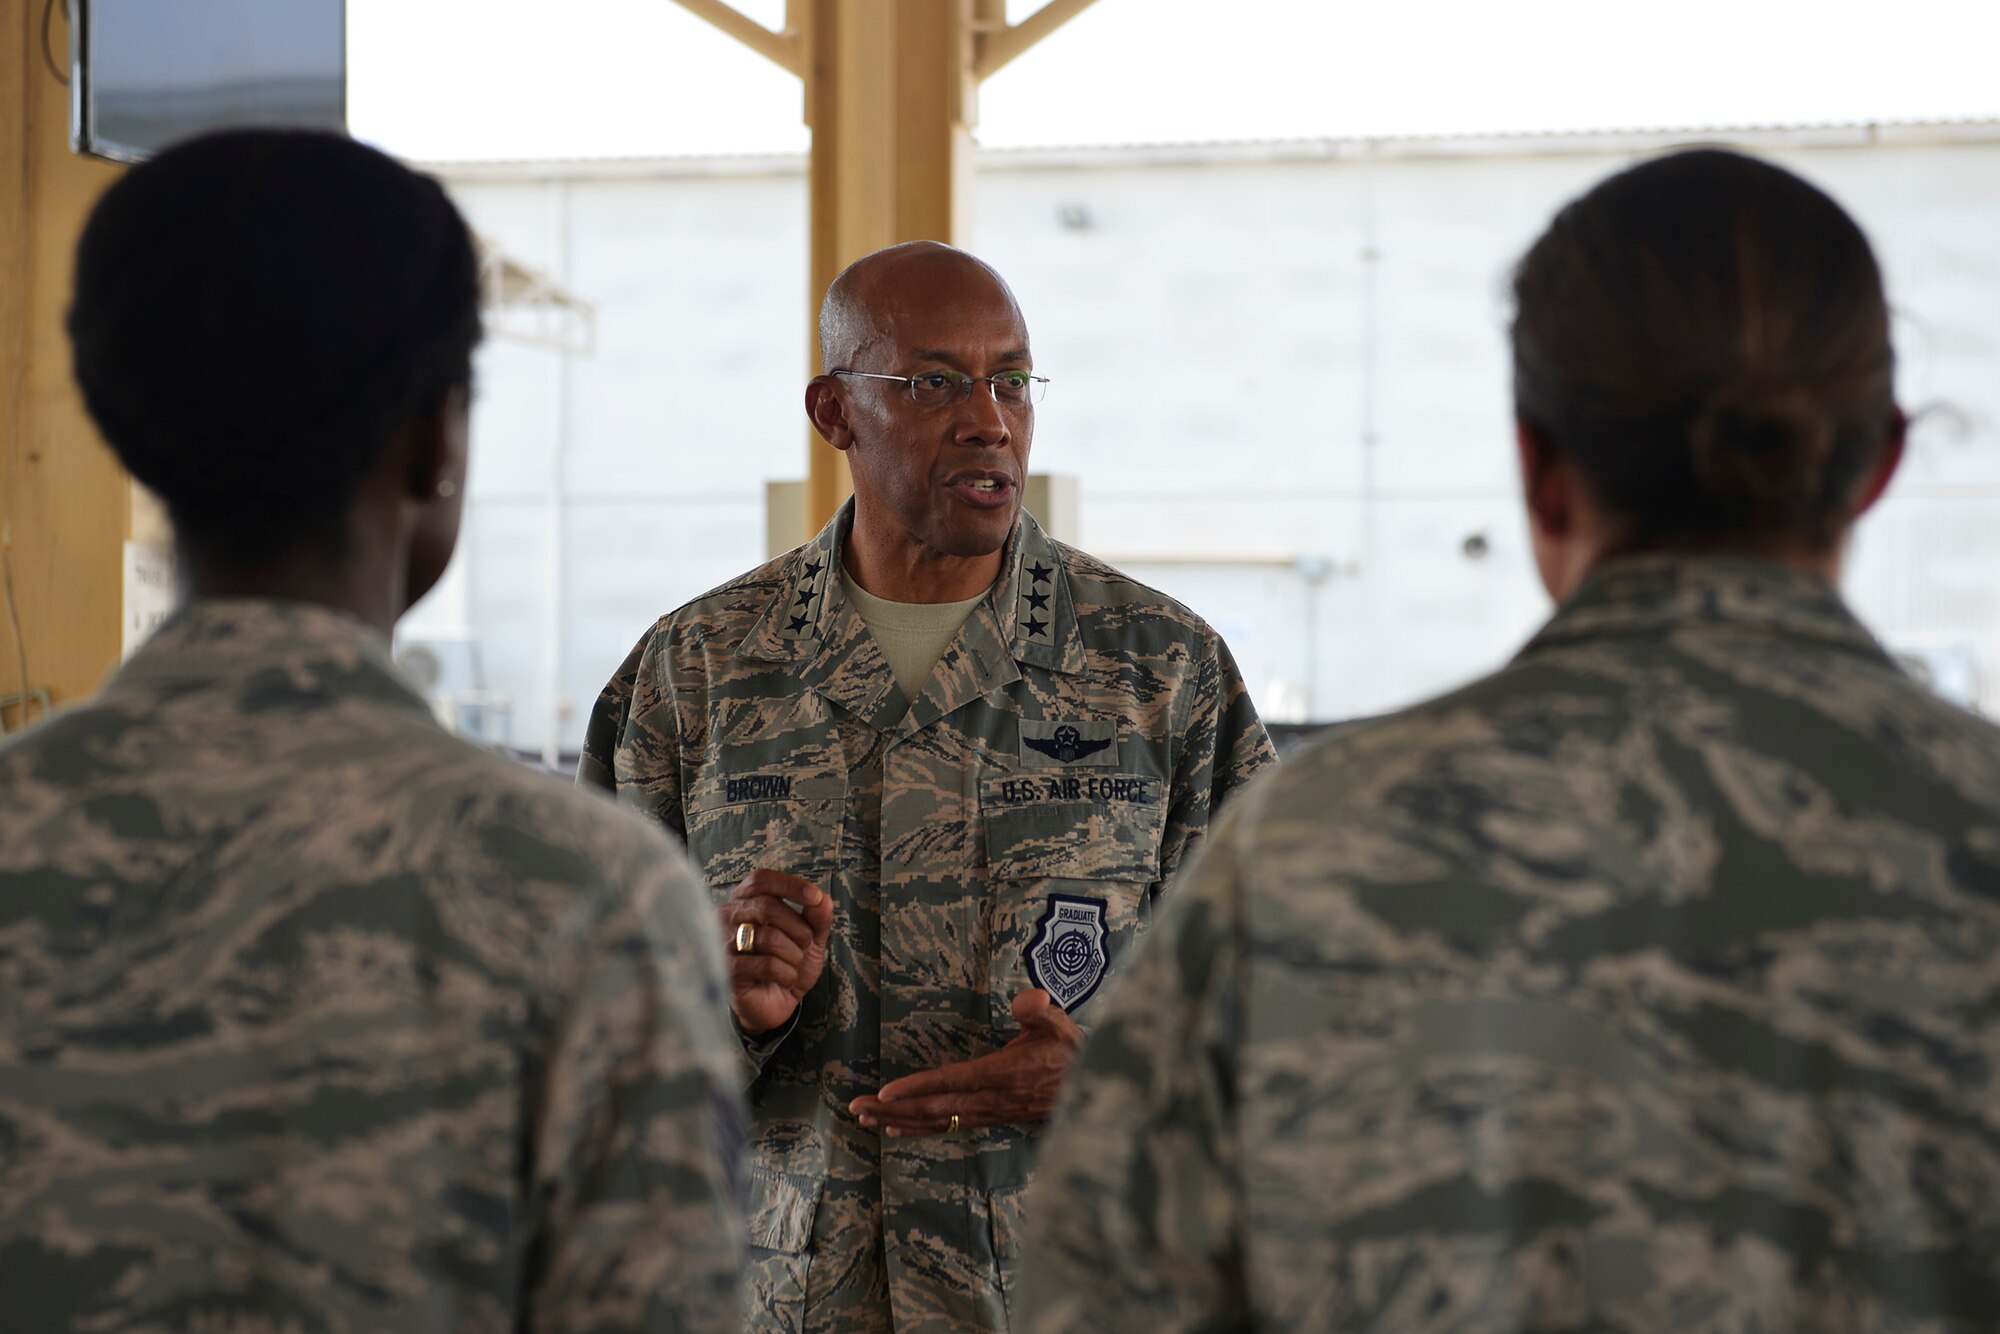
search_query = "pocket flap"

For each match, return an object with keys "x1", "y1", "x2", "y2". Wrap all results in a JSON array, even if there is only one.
[
  {"x1": 982, "y1": 774, "x2": 1167, "y2": 882},
  {"x1": 745, "y1": 1168, "x2": 820, "y2": 1255},
  {"x1": 685, "y1": 795, "x2": 843, "y2": 890}
]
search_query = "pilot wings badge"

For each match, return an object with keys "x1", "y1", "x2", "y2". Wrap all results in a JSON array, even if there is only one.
[
  {"x1": 1025, "y1": 894, "x2": 1110, "y2": 1012},
  {"x1": 1021, "y1": 722, "x2": 1115, "y2": 765}
]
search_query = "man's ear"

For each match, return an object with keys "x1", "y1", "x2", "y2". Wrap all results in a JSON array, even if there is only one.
[
  {"x1": 404, "y1": 385, "x2": 469, "y2": 501},
  {"x1": 1516, "y1": 418, "x2": 1571, "y2": 540},
  {"x1": 806, "y1": 376, "x2": 854, "y2": 451},
  {"x1": 1849, "y1": 407, "x2": 1907, "y2": 520}
]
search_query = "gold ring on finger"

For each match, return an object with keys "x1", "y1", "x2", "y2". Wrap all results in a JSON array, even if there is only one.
[
  {"x1": 946, "y1": 1113, "x2": 961, "y2": 1134},
  {"x1": 734, "y1": 922, "x2": 756, "y2": 954}
]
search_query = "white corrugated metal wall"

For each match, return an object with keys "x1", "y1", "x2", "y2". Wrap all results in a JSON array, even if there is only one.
[{"x1": 403, "y1": 125, "x2": 2000, "y2": 755}]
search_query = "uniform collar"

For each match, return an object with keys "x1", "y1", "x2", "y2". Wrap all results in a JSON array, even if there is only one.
[
  {"x1": 1518, "y1": 554, "x2": 1897, "y2": 670},
  {"x1": 736, "y1": 501, "x2": 1086, "y2": 732},
  {"x1": 108, "y1": 598, "x2": 439, "y2": 723},
  {"x1": 998, "y1": 507, "x2": 1087, "y2": 676},
  {"x1": 739, "y1": 502, "x2": 1084, "y2": 671}
]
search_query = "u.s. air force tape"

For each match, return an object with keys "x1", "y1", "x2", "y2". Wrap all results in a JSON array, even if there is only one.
[{"x1": 992, "y1": 774, "x2": 1154, "y2": 805}]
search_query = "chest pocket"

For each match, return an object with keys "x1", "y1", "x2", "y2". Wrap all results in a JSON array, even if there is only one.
[
  {"x1": 684, "y1": 773, "x2": 846, "y2": 892},
  {"x1": 980, "y1": 773, "x2": 1167, "y2": 1022}
]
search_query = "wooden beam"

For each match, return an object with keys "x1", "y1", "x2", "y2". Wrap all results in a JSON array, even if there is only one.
[
  {"x1": 667, "y1": 0, "x2": 803, "y2": 75},
  {"x1": 974, "y1": 0, "x2": 1100, "y2": 81},
  {"x1": 676, "y1": 0, "x2": 1099, "y2": 540},
  {"x1": 799, "y1": 0, "x2": 979, "y2": 535},
  {"x1": 1, "y1": 0, "x2": 128, "y2": 726}
]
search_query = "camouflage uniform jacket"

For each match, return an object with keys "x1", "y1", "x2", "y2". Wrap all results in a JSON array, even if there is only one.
[
  {"x1": 579, "y1": 504, "x2": 1275, "y2": 1333},
  {"x1": 1022, "y1": 556, "x2": 2000, "y2": 1333},
  {"x1": 0, "y1": 600, "x2": 748, "y2": 1332}
]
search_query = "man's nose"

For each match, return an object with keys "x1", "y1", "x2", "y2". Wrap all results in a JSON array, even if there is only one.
[{"x1": 955, "y1": 380, "x2": 1011, "y2": 444}]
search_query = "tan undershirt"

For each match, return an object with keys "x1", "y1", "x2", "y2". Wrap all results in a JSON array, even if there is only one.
[{"x1": 842, "y1": 569, "x2": 987, "y2": 705}]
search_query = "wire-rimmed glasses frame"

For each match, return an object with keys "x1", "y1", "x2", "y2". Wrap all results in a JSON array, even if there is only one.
[{"x1": 829, "y1": 368, "x2": 1049, "y2": 409}]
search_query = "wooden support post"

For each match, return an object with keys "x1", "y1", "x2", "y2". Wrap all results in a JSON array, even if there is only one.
[
  {"x1": 654, "y1": 1, "x2": 1114, "y2": 537},
  {"x1": 1, "y1": 0, "x2": 129, "y2": 726},
  {"x1": 799, "y1": 0, "x2": 979, "y2": 532}
]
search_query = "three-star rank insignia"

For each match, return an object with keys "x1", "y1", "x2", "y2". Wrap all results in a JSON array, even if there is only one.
[
  {"x1": 780, "y1": 554, "x2": 830, "y2": 641},
  {"x1": 1017, "y1": 559, "x2": 1056, "y2": 639},
  {"x1": 1026, "y1": 894, "x2": 1110, "y2": 1012}
]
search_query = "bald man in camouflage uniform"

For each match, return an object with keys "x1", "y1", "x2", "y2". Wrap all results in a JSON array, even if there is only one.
[{"x1": 581, "y1": 243, "x2": 1274, "y2": 1332}]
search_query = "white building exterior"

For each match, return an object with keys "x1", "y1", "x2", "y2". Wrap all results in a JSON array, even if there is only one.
[{"x1": 404, "y1": 122, "x2": 2000, "y2": 760}]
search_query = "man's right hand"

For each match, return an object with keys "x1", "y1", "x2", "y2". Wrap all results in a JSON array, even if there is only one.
[{"x1": 718, "y1": 870, "x2": 833, "y2": 1038}]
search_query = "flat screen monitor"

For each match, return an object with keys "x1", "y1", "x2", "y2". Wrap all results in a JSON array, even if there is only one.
[{"x1": 72, "y1": 0, "x2": 347, "y2": 163}]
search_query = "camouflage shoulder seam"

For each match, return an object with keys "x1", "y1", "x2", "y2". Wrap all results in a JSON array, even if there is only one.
[
  {"x1": 1051, "y1": 538, "x2": 1228, "y2": 637},
  {"x1": 655, "y1": 548, "x2": 807, "y2": 629},
  {"x1": 1274, "y1": 657, "x2": 1525, "y2": 782}
]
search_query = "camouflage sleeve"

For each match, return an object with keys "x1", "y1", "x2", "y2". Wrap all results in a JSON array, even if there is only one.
[
  {"x1": 1160, "y1": 633, "x2": 1278, "y2": 886},
  {"x1": 577, "y1": 624, "x2": 796, "y2": 1087},
  {"x1": 525, "y1": 850, "x2": 749, "y2": 1330},
  {"x1": 578, "y1": 631, "x2": 642, "y2": 795},
  {"x1": 1019, "y1": 815, "x2": 1253, "y2": 1333},
  {"x1": 577, "y1": 625, "x2": 687, "y2": 842}
]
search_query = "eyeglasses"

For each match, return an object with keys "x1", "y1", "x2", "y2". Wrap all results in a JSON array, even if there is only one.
[{"x1": 830, "y1": 368, "x2": 1049, "y2": 408}]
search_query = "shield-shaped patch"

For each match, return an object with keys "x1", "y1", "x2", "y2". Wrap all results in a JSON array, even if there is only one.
[{"x1": 1025, "y1": 894, "x2": 1110, "y2": 1013}]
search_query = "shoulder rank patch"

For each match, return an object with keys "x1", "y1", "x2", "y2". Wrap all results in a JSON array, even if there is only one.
[
  {"x1": 778, "y1": 553, "x2": 831, "y2": 641},
  {"x1": 1017, "y1": 558, "x2": 1058, "y2": 640},
  {"x1": 1020, "y1": 718, "x2": 1119, "y2": 767},
  {"x1": 1026, "y1": 894, "x2": 1110, "y2": 1013}
]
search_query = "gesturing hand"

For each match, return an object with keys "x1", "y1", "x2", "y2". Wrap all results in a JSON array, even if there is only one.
[
  {"x1": 718, "y1": 870, "x2": 833, "y2": 1038},
  {"x1": 848, "y1": 989, "x2": 1084, "y2": 1137}
]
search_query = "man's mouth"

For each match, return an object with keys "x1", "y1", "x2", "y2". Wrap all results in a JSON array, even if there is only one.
[{"x1": 949, "y1": 474, "x2": 1016, "y2": 508}]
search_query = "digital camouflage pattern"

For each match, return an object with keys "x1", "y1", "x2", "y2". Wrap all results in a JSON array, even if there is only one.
[
  {"x1": 1022, "y1": 556, "x2": 2000, "y2": 1333},
  {"x1": 580, "y1": 503, "x2": 1275, "y2": 1333},
  {"x1": 0, "y1": 600, "x2": 748, "y2": 1333}
]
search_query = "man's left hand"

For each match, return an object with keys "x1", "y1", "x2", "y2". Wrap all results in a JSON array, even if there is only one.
[{"x1": 849, "y1": 989, "x2": 1083, "y2": 1137}]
